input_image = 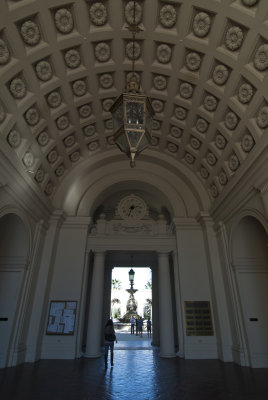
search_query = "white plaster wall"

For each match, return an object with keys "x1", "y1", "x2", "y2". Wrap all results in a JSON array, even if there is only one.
[
  {"x1": 41, "y1": 218, "x2": 90, "y2": 359},
  {"x1": 175, "y1": 224, "x2": 218, "y2": 359}
]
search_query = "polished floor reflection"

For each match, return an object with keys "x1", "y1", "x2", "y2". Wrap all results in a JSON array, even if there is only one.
[{"x1": 1, "y1": 348, "x2": 268, "y2": 400}]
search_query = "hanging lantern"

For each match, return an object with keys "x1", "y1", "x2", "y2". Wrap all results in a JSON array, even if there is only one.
[
  {"x1": 109, "y1": 78, "x2": 154, "y2": 167},
  {"x1": 109, "y1": 1, "x2": 154, "y2": 167}
]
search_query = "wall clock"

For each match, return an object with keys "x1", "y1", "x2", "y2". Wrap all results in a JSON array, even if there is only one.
[{"x1": 117, "y1": 194, "x2": 147, "y2": 220}]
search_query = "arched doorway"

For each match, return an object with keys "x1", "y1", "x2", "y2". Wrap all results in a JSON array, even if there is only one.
[
  {"x1": 0, "y1": 213, "x2": 29, "y2": 368},
  {"x1": 232, "y1": 216, "x2": 268, "y2": 368}
]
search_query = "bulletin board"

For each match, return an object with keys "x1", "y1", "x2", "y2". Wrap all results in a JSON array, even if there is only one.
[
  {"x1": 185, "y1": 301, "x2": 214, "y2": 336},
  {"x1": 46, "y1": 300, "x2": 77, "y2": 335}
]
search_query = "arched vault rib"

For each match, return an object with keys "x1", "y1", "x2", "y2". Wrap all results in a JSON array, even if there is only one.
[{"x1": 53, "y1": 150, "x2": 210, "y2": 216}]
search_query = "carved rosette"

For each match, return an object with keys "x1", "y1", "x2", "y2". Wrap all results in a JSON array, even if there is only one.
[
  {"x1": 152, "y1": 100, "x2": 164, "y2": 113},
  {"x1": 72, "y1": 80, "x2": 87, "y2": 96},
  {"x1": 213, "y1": 65, "x2": 229, "y2": 85},
  {"x1": 170, "y1": 126, "x2": 182, "y2": 138},
  {"x1": 190, "y1": 137, "x2": 201, "y2": 150},
  {"x1": 25, "y1": 107, "x2": 40, "y2": 126},
  {"x1": 107, "y1": 135, "x2": 115, "y2": 145},
  {"x1": 47, "y1": 91, "x2": 62, "y2": 108},
  {"x1": 256, "y1": 106, "x2": 268, "y2": 128},
  {"x1": 99, "y1": 73, "x2": 113, "y2": 89},
  {"x1": 79, "y1": 104, "x2": 92, "y2": 118},
  {"x1": 167, "y1": 142, "x2": 178, "y2": 153},
  {"x1": 156, "y1": 44, "x2": 172, "y2": 64},
  {"x1": 95, "y1": 42, "x2": 110, "y2": 62},
  {"x1": 152, "y1": 120, "x2": 161, "y2": 130},
  {"x1": 56, "y1": 115, "x2": 69, "y2": 130},
  {"x1": 64, "y1": 135, "x2": 75, "y2": 147},
  {"x1": 0, "y1": 39, "x2": 10, "y2": 65},
  {"x1": 88, "y1": 141, "x2": 99, "y2": 151},
  {"x1": 150, "y1": 136, "x2": 159, "y2": 146},
  {"x1": 174, "y1": 107, "x2": 187, "y2": 120},
  {"x1": 37, "y1": 131, "x2": 49, "y2": 146},
  {"x1": 193, "y1": 12, "x2": 211, "y2": 38},
  {"x1": 207, "y1": 152, "x2": 217, "y2": 166},
  {"x1": 179, "y1": 82, "x2": 193, "y2": 99},
  {"x1": 200, "y1": 167, "x2": 209, "y2": 179},
  {"x1": 47, "y1": 149, "x2": 58, "y2": 164},
  {"x1": 225, "y1": 26, "x2": 244, "y2": 51},
  {"x1": 254, "y1": 44, "x2": 268, "y2": 71},
  {"x1": 125, "y1": 1, "x2": 142, "y2": 25},
  {"x1": 153, "y1": 75, "x2": 167, "y2": 90},
  {"x1": 224, "y1": 111, "x2": 239, "y2": 130},
  {"x1": 35, "y1": 60, "x2": 53, "y2": 81},
  {"x1": 84, "y1": 125, "x2": 95, "y2": 137},
  {"x1": 45, "y1": 181, "x2": 54, "y2": 196},
  {"x1": 219, "y1": 171, "x2": 228, "y2": 186},
  {"x1": 20, "y1": 20, "x2": 40, "y2": 46},
  {"x1": 35, "y1": 169, "x2": 45, "y2": 183},
  {"x1": 215, "y1": 134, "x2": 226, "y2": 149},
  {"x1": 55, "y1": 164, "x2": 65, "y2": 177},
  {"x1": 23, "y1": 151, "x2": 34, "y2": 167},
  {"x1": 159, "y1": 5, "x2": 177, "y2": 28},
  {"x1": 228, "y1": 153, "x2": 240, "y2": 171},
  {"x1": 89, "y1": 2, "x2": 108, "y2": 26},
  {"x1": 196, "y1": 118, "x2": 208, "y2": 133},
  {"x1": 241, "y1": 133, "x2": 254, "y2": 152},
  {"x1": 10, "y1": 77, "x2": 27, "y2": 99},
  {"x1": 204, "y1": 95, "x2": 217, "y2": 111},
  {"x1": 54, "y1": 8, "x2": 74, "y2": 34},
  {"x1": 126, "y1": 41, "x2": 141, "y2": 60},
  {"x1": 102, "y1": 98, "x2": 114, "y2": 112},
  {"x1": 7, "y1": 130, "x2": 21, "y2": 148},
  {"x1": 238, "y1": 83, "x2": 253, "y2": 104},
  {"x1": 210, "y1": 185, "x2": 218, "y2": 198},
  {"x1": 70, "y1": 151, "x2": 80, "y2": 162},
  {"x1": 186, "y1": 52, "x2": 201, "y2": 71},
  {"x1": 185, "y1": 153, "x2": 195, "y2": 164},
  {"x1": 105, "y1": 119, "x2": 113, "y2": 130},
  {"x1": 242, "y1": 0, "x2": 258, "y2": 6},
  {"x1": 64, "y1": 49, "x2": 81, "y2": 68}
]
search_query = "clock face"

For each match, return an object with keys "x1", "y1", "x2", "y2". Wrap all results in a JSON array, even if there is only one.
[{"x1": 117, "y1": 195, "x2": 147, "y2": 220}]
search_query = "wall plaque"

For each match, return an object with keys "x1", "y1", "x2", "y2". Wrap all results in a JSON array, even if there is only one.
[
  {"x1": 46, "y1": 300, "x2": 77, "y2": 335},
  {"x1": 185, "y1": 301, "x2": 213, "y2": 336}
]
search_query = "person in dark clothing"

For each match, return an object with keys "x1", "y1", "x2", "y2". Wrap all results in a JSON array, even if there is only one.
[{"x1": 104, "y1": 319, "x2": 117, "y2": 368}]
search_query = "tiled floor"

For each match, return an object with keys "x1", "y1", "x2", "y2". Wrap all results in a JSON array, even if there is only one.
[{"x1": 1, "y1": 334, "x2": 268, "y2": 400}]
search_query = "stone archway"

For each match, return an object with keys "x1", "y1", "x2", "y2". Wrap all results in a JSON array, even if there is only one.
[{"x1": 232, "y1": 216, "x2": 268, "y2": 368}]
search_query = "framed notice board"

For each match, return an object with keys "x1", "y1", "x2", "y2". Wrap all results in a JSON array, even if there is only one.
[
  {"x1": 46, "y1": 300, "x2": 77, "y2": 335},
  {"x1": 185, "y1": 301, "x2": 213, "y2": 336}
]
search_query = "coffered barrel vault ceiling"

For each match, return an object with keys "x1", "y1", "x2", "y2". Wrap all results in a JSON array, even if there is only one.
[{"x1": 0, "y1": 0, "x2": 267, "y2": 210}]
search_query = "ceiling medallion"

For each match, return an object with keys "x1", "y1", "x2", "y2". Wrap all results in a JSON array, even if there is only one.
[
  {"x1": 109, "y1": 0, "x2": 154, "y2": 168},
  {"x1": 0, "y1": 39, "x2": 10, "y2": 65}
]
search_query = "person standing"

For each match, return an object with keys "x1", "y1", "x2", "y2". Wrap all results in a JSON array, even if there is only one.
[
  {"x1": 146, "y1": 319, "x2": 152, "y2": 338},
  {"x1": 138, "y1": 316, "x2": 143, "y2": 337},
  {"x1": 104, "y1": 319, "x2": 117, "y2": 368},
  {"x1": 130, "y1": 316, "x2": 135, "y2": 334}
]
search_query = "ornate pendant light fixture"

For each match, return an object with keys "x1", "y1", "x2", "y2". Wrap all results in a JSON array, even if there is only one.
[{"x1": 109, "y1": 0, "x2": 154, "y2": 168}]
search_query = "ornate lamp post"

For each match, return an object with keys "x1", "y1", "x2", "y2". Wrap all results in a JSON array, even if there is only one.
[{"x1": 128, "y1": 268, "x2": 135, "y2": 289}]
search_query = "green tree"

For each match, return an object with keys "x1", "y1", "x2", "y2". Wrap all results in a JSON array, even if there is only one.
[
  {"x1": 112, "y1": 279, "x2": 122, "y2": 290},
  {"x1": 143, "y1": 298, "x2": 152, "y2": 319},
  {"x1": 145, "y1": 280, "x2": 152, "y2": 290}
]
